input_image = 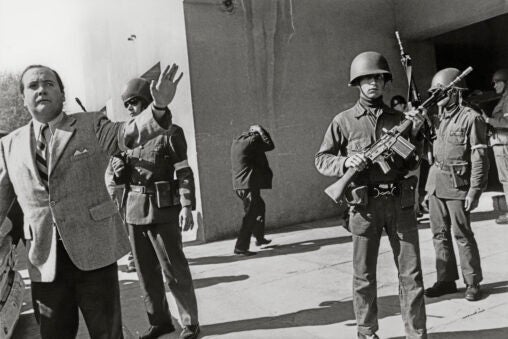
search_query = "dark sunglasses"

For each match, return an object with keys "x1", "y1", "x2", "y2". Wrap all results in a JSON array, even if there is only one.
[{"x1": 124, "y1": 97, "x2": 140, "y2": 108}]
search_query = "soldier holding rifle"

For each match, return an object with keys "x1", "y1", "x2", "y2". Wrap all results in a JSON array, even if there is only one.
[
  {"x1": 315, "y1": 51, "x2": 427, "y2": 339},
  {"x1": 424, "y1": 68, "x2": 489, "y2": 301}
]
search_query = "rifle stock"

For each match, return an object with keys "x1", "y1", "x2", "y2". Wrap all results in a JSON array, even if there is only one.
[{"x1": 324, "y1": 167, "x2": 358, "y2": 203}]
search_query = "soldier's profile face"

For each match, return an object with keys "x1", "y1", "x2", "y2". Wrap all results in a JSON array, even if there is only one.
[
  {"x1": 493, "y1": 80, "x2": 505, "y2": 94},
  {"x1": 359, "y1": 74, "x2": 385, "y2": 99},
  {"x1": 22, "y1": 67, "x2": 64, "y2": 123}
]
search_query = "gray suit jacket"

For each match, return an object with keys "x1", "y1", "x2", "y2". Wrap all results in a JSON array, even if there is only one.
[{"x1": 0, "y1": 108, "x2": 170, "y2": 282}]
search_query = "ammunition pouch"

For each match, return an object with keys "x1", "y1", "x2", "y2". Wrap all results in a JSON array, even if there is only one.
[
  {"x1": 434, "y1": 160, "x2": 470, "y2": 188},
  {"x1": 399, "y1": 175, "x2": 418, "y2": 209},
  {"x1": 128, "y1": 181, "x2": 180, "y2": 209},
  {"x1": 154, "y1": 180, "x2": 180, "y2": 208}
]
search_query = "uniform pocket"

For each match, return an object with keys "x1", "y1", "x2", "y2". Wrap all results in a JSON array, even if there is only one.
[{"x1": 448, "y1": 130, "x2": 466, "y2": 145}]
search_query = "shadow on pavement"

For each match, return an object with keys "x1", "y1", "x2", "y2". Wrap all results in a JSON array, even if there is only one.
[
  {"x1": 194, "y1": 274, "x2": 249, "y2": 289},
  {"x1": 389, "y1": 327, "x2": 508, "y2": 339},
  {"x1": 187, "y1": 235, "x2": 353, "y2": 266},
  {"x1": 200, "y1": 280, "x2": 508, "y2": 337}
]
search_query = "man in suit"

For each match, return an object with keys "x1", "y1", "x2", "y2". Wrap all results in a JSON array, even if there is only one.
[
  {"x1": 106, "y1": 77, "x2": 200, "y2": 339},
  {"x1": 231, "y1": 124, "x2": 274, "y2": 256},
  {"x1": 0, "y1": 63, "x2": 180, "y2": 338}
]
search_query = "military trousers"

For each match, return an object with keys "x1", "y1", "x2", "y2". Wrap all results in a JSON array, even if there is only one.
[
  {"x1": 429, "y1": 193, "x2": 483, "y2": 284},
  {"x1": 128, "y1": 206, "x2": 198, "y2": 327},
  {"x1": 234, "y1": 188, "x2": 266, "y2": 251},
  {"x1": 493, "y1": 145, "x2": 508, "y2": 199},
  {"x1": 349, "y1": 194, "x2": 427, "y2": 339}
]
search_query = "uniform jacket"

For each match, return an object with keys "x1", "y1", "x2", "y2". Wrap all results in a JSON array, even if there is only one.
[
  {"x1": 231, "y1": 129, "x2": 274, "y2": 190},
  {"x1": 315, "y1": 101, "x2": 419, "y2": 185},
  {"x1": 106, "y1": 124, "x2": 195, "y2": 225},
  {"x1": 425, "y1": 104, "x2": 489, "y2": 200},
  {"x1": 488, "y1": 91, "x2": 508, "y2": 145},
  {"x1": 0, "y1": 108, "x2": 171, "y2": 282}
]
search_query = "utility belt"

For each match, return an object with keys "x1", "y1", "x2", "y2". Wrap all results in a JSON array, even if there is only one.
[
  {"x1": 433, "y1": 160, "x2": 453, "y2": 172},
  {"x1": 367, "y1": 183, "x2": 400, "y2": 198},
  {"x1": 434, "y1": 160, "x2": 470, "y2": 188},
  {"x1": 345, "y1": 176, "x2": 417, "y2": 209},
  {"x1": 127, "y1": 181, "x2": 180, "y2": 208}
]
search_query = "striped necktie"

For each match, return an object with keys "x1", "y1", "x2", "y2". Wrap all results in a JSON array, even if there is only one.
[{"x1": 36, "y1": 124, "x2": 50, "y2": 188}]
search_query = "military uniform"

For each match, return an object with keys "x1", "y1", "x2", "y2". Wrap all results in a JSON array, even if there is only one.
[
  {"x1": 315, "y1": 100, "x2": 427, "y2": 339},
  {"x1": 106, "y1": 124, "x2": 198, "y2": 328},
  {"x1": 425, "y1": 104, "x2": 489, "y2": 285},
  {"x1": 488, "y1": 91, "x2": 508, "y2": 198}
]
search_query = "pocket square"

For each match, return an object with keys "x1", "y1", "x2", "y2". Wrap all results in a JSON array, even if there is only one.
[{"x1": 73, "y1": 148, "x2": 89, "y2": 157}]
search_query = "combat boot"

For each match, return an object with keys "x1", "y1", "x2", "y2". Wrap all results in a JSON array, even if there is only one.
[
  {"x1": 424, "y1": 281, "x2": 457, "y2": 297},
  {"x1": 495, "y1": 213, "x2": 508, "y2": 224}
]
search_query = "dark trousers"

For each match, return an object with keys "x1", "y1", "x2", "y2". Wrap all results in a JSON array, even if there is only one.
[
  {"x1": 128, "y1": 207, "x2": 198, "y2": 326},
  {"x1": 234, "y1": 189, "x2": 266, "y2": 251},
  {"x1": 31, "y1": 241, "x2": 122, "y2": 339},
  {"x1": 429, "y1": 194, "x2": 483, "y2": 284},
  {"x1": 349, "y1": 195, "x2": 427, "y2": 338}
]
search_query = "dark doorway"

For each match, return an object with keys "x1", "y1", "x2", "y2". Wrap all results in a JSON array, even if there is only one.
[{"x1": 431, "y1": 14, "x2": 508, "y2": 191}]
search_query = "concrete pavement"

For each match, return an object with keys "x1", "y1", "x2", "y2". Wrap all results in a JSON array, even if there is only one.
[{"x1": 11, "y1": 191, "x2": 508, "y2": 338}]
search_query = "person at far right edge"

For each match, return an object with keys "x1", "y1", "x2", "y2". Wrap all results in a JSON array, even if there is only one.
[
  {"x1": 483, "y1": 69, "x2": 508, "y2": 224},
  {"x1": 424, "y1": 68, "x2": 489, "y2": 301}
]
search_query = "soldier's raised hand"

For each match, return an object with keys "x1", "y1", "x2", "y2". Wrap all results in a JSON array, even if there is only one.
[{"x1": 150, "y1": 63, "x2": 184, "y2": 108}]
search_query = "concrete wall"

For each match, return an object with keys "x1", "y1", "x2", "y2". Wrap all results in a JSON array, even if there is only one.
[
  {"x1": 70, "y1": 0, "x2": 203, "y2": 241},
  {"x1": 394, "y1": 0, "x2": 508, "y2": 39},
  {"x1": 183, "y1": 0, "x2": 436, "y2": 241}
]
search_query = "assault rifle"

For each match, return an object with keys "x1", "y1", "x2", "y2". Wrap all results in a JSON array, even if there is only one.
[
  {"x1": 396, "y1": 31, "x2": 436, "y2": 163},
  {"x1": 324, "y1": 67, "x2": 473, "y2": 203}
]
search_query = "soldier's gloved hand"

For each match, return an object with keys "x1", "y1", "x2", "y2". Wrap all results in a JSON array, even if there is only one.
[
  {"x1": 345, "y1": 153, "x2": 367, "y2": 172},
  {"x1": 179, "y1": 206, "x2": 194, "y2": 231},
  {"x1": 111, "y1": 157, "x2": 126, "y2": 178},
  {"x1": 405, "y1": 108, "x2": 426, "y2": 136}
]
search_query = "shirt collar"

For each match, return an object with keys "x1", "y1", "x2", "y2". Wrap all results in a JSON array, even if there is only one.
[
  {"x1": 442, "y1": 105, "x2": 460, "y2": 119},
  {"x1": 33, "y1": 112, "x2": 64, "y2": 137},
  {"x1": 353, "y1": 101, "x2": 394, "y2": 118}
]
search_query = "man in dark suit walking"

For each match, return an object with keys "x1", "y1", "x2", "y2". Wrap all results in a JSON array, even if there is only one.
[{"x1": 231, "y1": 124, "x2": 274, "y2": 256}]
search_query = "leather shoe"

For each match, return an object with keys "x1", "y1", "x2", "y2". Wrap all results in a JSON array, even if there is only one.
[
  {"x1": 180, "y1": 324, "x2": 200, "y2": 339},
  {"x1": 233, "y1": 248, "x2": 257, "y2": 256},
  {"x1": 424, "y1": 281, "x2": 457, "y2": 298},
  {"x1": 139, "y1": 323, "x2": 175, "y2": 339},
  {"x1": 255, "y1": 238, "x2": 272, "y2": 246},
  {"x1": 496, "y1": 213, "x2": 508, "y2": 224},
  {"x1": 465, "y1": 284, "x2": 481, "y2": 301}
]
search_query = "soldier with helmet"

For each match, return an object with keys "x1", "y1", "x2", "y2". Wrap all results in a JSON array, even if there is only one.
[
  {"x1": 424, "y1": 68, "x2": 489, "y2": 301},
  {"x1": 106, "y1": 77, "x2": 200, "y2": 339},
  {"x1": 315, "y1": 51, "x2": 427, "y2": 339},
  {"x1": 484, "y1": 69, "x2": 508, "y2": 224}
]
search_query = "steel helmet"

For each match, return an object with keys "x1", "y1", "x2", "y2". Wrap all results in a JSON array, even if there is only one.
[
  {"x1": 121, "y1": 78, "x2": 152, "y2": 106},
  {"x1": 430, "y1": 68, "x2": 467, "y2": 91},
  {"x1": 349, "y1": 51, "x2": 392, "y2": 86},
  {"x1": 492, "y1": 68, "x2": 508, "y2": 83}
]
